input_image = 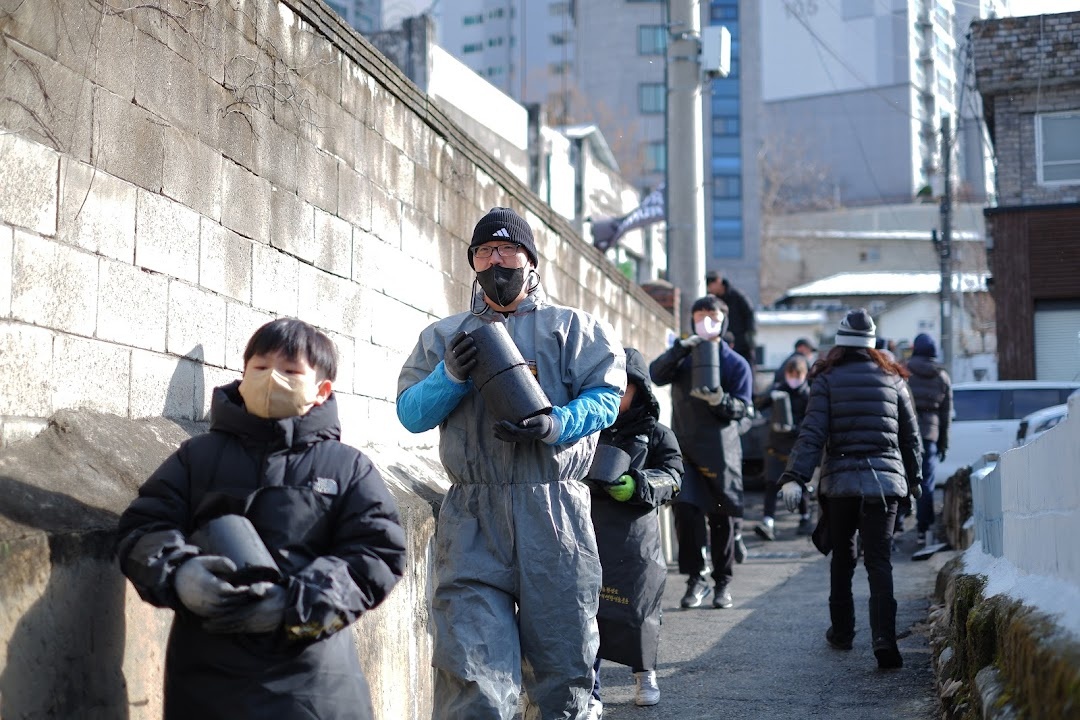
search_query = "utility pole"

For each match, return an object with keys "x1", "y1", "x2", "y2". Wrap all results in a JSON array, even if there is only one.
[
  {"x1": 939, "y1": 115, "x2": 954, "y2": 373},
  {"x1": 665, "y1": 0, "x2": 706, "y2": 334}
]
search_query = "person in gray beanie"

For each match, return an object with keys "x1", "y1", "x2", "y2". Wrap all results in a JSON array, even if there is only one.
[
  {"x1": 397, "y1": 206, "x2": 627, "y2": 719},
  {"x1": 903, "y1": 333, "x2": 951, "y2": 546},
  {"x1": 778, "y1": 308, "x2": 923, "y2": 669}
]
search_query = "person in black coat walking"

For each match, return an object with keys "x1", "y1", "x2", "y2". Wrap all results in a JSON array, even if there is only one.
[
  {"x1": 588, "y1": 348, "x2": 683, "y2": 716},
  {"x1": 779, "y1": 309, "x2": 922, "y2": 669},
  {"x1": 754, "y1": 354, "x2": 812, "y2": 540},
  {"x1": 904, "y1": 333, "x2": 951, "y2": 544},
  {"x1": 650, "y1": 295, "x2": 754, "y2": 611},
  {"x1": 117, "y1": 319, "x2": 407, "y2": 719},
  {"x1": 706, "y1": 271, "x2": 757, "y2": 367}
]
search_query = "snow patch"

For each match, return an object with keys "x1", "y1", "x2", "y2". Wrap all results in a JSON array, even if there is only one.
[{"x1": 963, "y1": 545, "x2": 1080, "y2": 641}]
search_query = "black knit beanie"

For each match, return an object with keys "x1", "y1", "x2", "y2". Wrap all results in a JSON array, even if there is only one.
[{"x1": 469, "y1": 207, "x2": 538, "y2": 268}]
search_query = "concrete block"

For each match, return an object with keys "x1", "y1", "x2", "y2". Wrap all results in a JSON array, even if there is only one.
[
  {"x1": 0, "y1": 225, "x2": 11, "y2": 317},
  {"x1": 334, "y1": 392, "x2": 370, "y2": 448},
  {"x1": 11, "y1": 231, "x2": 98, "y2": 336},
  {"x1": 370, "y1": 184, "x2": 401, "y2": 247},
  {"x1": 134, "y1": 189, "x2": 201, "y2": 284},
  {"x1": 52, "y1": 334, "x2": 131, "y2": 416},
  {"x1": 224, "y1": 302, "x2": 274, "y2": 372},
  {"x1": 162, "y1": 128, "x2": 223, "y2": 221},
  {"x1": 295, "y1": 142, "x2": 338, "y2": 214},
  {"x1": 366, "y1": 291, "x2": 435, "y2": 355},
  {"x1": 199, "y1": 219, "x2": 252, "y2": 303},
  {"x1": 313, "y1": 101, "x2": 357, "y2": 168},
  {"x1": 57, "y1": 158, "x2": 136, "y2": 263},
  {"x1": 352, "y1": 229, "x2": 396, "y2": 291},
  {"x1": 198, "y1": 365, "x2": 242, "y2": 420},
  {"x1": 251, "y1": 243, "x2": 299, "y2": 316},
  {"x1": 0, "y1": 322, "x2": 54, "y2": 416},
  {"x1": 313, "y1": 207, "x2": 352, "y2": 278},
  {"x1": 166, "y1": 281, "x2": 227, "y2": 367},
  {"x1": 0, "y1": 37, "x2": 94, "y2": 163},
  {"x1": 269, "y1": 188, "x2": 315, "y2": 261},
  {"x1": 341, "y1": 60, "x2": 374, "y2": 127},
  {"x1": 325, "y1": 330, "x2": 355, "y2": 395},
  {"x1": 355, "y1": 341, "x2": 401, "y2": 403},
  {"x1": 385, "y1": 149, "x2": 415, "y2": 209},
  {"x1": 399, "y1": 205, "x2": 442, "y2": 268},
  {"x1": 134, "y1": 30, "x2": 206, "y2": 140},
  {"x1": 97, "y1": 259, "x2": 168, "y2": 352},
  {"x1": 296, "y1": 264, "x2": 363, "y2": 337},
  {"x1": 0, "y1": 417, "x2": 49, "y2": 447},
  {"x1": 91, "y1": 86, "x2": 164, "y2": 193},
  {"x1": 92, "y1": 13, "x2": 138, "y2": 101},
  {"x1": 220, "y1": 160, "x2": 271, "y2": 244},
  {"x1": 338, "y1": 161, "x2": 372, "y2": 232},
  {"x1": 129, "y1": 348, "x2": 199, "y2": 420},
  {"x1": 254, "y1": 121, "x2": 299, "y2": 195},
  {"x1": 0, "y1": 133, "x2": 59, "y2": 235},
  {"x1": 412, "y1": 167, "x2": 440, "y2": 222},
  {"x1": 293, "y1": 29, "x2": 341, "y2": 105}
]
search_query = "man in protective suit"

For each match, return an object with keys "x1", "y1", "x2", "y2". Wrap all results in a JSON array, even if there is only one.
[
  {"x1": 650, "y1": 295, "x2": 753, "y2": 610},
  {"x1": 397, "y1": 207, "x2": 626, "y2": 720}
]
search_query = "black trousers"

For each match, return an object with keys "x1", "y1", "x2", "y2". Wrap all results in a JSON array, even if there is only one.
[
  {"x1": 827, "y1": 496, "x2": 898, "y2": 606},
  {"x1": 673, "y1": 503, "x2": 734, "y2": 589}
]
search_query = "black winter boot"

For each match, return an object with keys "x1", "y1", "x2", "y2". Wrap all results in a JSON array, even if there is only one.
[
  {"x1": 869, "y1": 596, "x2": 902, "y2": 669},
  {"x1": 826, "y1": 598, "x2": 855, "y2": 650}
]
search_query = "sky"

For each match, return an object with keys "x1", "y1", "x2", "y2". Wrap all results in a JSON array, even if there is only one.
[{"x1": 1007, "y1": 0, "x2": 1080, "y2": 15}]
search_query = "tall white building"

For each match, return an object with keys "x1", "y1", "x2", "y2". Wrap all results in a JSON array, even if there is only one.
[
  {"x1": 326, "y1": 0, "x2": 383, "y2": 33},
  {"x1": 759, "y1": 0, "x2": 1003, "y2": 207}
]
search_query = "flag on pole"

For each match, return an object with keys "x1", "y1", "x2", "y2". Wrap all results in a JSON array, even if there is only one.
[{"x1": 590, "y1": 184, "x2": 665, "y2": 251}]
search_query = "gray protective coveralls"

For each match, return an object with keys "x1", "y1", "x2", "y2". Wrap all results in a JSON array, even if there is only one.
[{"x1": 397, "y1": 285, "x2": 626, "y2": 720}]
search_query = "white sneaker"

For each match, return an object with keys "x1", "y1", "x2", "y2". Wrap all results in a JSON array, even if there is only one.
[
  {"x1": 634, "y1": 670, "x2": 660, "y2": 706},
  {"x1": 585, "y1": 697, "x2": 603, "y2": 720}
]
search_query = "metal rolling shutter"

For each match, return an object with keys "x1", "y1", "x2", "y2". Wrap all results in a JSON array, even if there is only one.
[{"x1": 1034, "y1": 301, "x2": 1080, "y2": 381}]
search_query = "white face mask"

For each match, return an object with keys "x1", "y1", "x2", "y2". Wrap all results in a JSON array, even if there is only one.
[
  {"x1": 785, "y1": 377, "x2": 805, "y2": 390},
  {"x1": 239, "y1": 368, "x2": 318, "y2": 419},
  {"x1": 694, "y1": 314, "x2": 724, "y2": 340}
]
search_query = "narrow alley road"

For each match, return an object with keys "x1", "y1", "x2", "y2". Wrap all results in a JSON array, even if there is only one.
[{"x1": 594, "y1": 492, "x2": 952, "y2": 719}]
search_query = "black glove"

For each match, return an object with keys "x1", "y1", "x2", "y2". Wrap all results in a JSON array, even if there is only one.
[
  {"x1": 493, "y1": 415, "x2": 557, "y2": 443},
  {"x1": 444, "y1": 331, "x2": 478, "y2": 382},
  {"x1": 937, "y1": 448, "x2": 947, "y2": 463},
  {"x1": 910, "y1": 482, "x2": 923, "y2": 500},
  {"x1": 203, "y1": 582, "x2": 287, "y2": 635},
  {"x1": 173, "y1": 556, "x2": 251, "y2": 618},
  {"x1": 689, "y1": 386, "x2": 725, "y2": 405}
]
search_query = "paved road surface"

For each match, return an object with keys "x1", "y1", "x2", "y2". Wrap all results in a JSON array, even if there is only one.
[{"x1": 593, "y1": 494, "x2": 954, "y2": 719}]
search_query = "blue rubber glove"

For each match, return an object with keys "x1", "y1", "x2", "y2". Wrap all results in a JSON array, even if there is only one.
[{"x1": 606, "y1": 474, "x2": 636, "y2": 502}]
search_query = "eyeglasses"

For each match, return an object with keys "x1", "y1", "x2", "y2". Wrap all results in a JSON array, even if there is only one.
[{"x1": 470, "y1": 243, "x2": 523, "y2": 260}]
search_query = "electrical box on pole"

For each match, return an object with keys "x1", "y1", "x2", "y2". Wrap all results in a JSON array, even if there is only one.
[{"x1": 701, "y1": 25, "x2": 731, "y2": 78}]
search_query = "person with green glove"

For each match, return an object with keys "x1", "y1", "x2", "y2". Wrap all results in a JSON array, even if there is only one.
[{"x1": 586, "y1": 348, "x2": 683, "y2": 719}]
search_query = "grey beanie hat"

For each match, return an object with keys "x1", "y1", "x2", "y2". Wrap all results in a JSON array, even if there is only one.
[
  {"x1": 835, "y1": 308, "x2": 876, "y2": 348},
  {"x1": 469, "y1": 207, "x2": 538, "y2": 268}
]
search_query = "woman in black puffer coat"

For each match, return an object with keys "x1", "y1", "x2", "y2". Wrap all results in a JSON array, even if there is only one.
[{"x1": 779, "y1": 309, "x2": 922, "y2": 670}]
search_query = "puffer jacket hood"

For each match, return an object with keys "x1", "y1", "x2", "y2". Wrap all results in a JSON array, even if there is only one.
[{"x1": 623, "y1": 347, "x2": 660, "y2": 421}]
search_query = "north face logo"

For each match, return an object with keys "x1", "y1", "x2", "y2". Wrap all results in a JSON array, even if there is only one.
[{"x1": 493, "y1": 227, "x2": 511, "y2": 238}]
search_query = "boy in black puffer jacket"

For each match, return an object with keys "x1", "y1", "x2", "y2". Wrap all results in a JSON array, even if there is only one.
[
  {"x1": 753, "y1": 354, "x2": 811, "y2": 540},
  {"x1": 904, "y1": 333, "x2": 951, "y2": 545},
  {"x1": 588, "y1": 347, "x2": 683, "y2": 717},
  {"x1": 117, "y1": 318, "x2": 407, "y2": 720}
]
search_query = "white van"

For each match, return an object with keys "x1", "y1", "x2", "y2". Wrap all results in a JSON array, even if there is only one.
[{"x1": 938, "y1": 381, "x2": 1080, "y2": 486}]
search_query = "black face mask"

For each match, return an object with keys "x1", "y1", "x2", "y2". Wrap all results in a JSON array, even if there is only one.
[{"x1": 476, "y1": 265, "x2": 526, "y2": 307}]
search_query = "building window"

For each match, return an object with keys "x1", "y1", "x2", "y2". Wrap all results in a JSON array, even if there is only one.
[
  {"x1": 489, "y1": 8, "x2": 505, "y2": 18},
  {"x1": 712, "y1": 175, "x2": 740, "y2": 198},
  {"x1": 638, "y1": 25, "x2": 666, "y2": 55},
  {"x1": 859, "y1": 247, "x2": 881, "y2": 263},
  {"x1": 463, "y1": 14, "x2": 483, "y2": 25},
  {"x1": 712, "y1": 116, "x2": 739, "y2": 136},
  {"x1": 646, "y1": 142, "x2": 666, "y2": 173},
  {"x1": 488, "y1": 36, "x2": 505, "y2": 47},
  {"x1": 550, "y1": 31, "x2": 571, "y2": 46},
  {"x1": 550, "y1": 2, "x2": 570, "y2": 14},
  {"x1": 639, "y1": 83, "x2": 665, "y2": 113},
  {"x1": 463, "y1": 43, "x2": 483, "y2": 53},
  {"x1": 549, "y1": 61, "x2": 572, "y2": 76},
  {"x1": 1036, "y1": 112, "x2": 1080, "y2": 184}
]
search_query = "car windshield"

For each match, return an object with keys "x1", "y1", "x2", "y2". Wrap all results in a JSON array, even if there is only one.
[{"x1": 953, "y1": 389, "x2": 1001, "y2": 421}]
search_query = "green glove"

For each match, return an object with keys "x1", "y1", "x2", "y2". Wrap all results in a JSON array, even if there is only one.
[{"x1": 606, "y1": 474, "x2": 635, "y2": 502}]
